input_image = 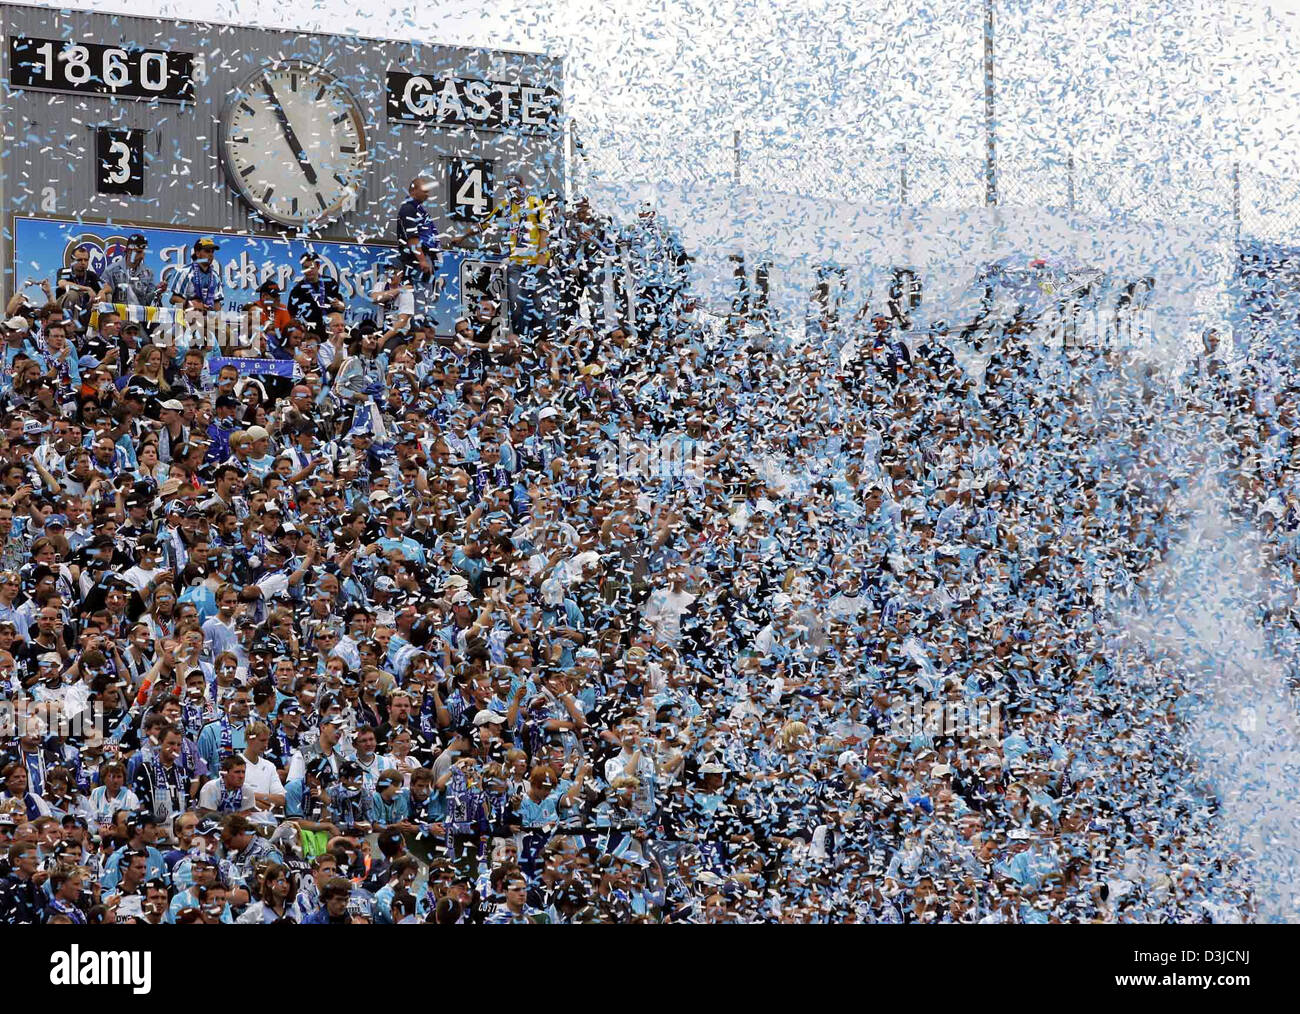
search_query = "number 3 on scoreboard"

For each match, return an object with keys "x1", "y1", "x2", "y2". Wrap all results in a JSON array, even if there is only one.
[
  {"x1": 95, "y1": 128, "x2": 146, "y2": 196},
  {"x1": 448, "y1": 158, "x2": 493, "y2": 220}
]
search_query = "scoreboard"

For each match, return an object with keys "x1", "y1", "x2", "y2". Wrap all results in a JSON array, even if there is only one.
[{"x1": 0, "y1": 2, "x2": 564, "y2": 314}]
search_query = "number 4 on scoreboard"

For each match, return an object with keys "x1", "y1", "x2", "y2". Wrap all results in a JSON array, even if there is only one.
[{"x1": 448, "y1": 158, "x2": 493, "y2": 220}]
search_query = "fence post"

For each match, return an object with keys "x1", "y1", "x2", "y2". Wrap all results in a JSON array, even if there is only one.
[
  {"x1": 1067, "y1": 153, "x2": 1075, "y2": 212},
  {"x1": 564, "y1": 119, "x2": 574, "y2": 204},
  {"x1": 1232, "y1": 162, "x2": 1241, "y2": 244},
  {"x1": 733, "y1": 128, "x2": 741, "y2": 187},
  {"x1": 900, "y1": 145, "x2": 909, "y2": 206},
  {"x1": 984, "y1": 0, "x2": 997, "y2": 207}
]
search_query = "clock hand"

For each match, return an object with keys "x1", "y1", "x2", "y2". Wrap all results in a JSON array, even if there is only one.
[{"x1": 262, "y1": 78, "x2": 318, "y2": 186}]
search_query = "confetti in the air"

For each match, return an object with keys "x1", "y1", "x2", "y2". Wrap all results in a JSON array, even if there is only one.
[{"x1": 0, "y1": 0, "x2": 1296, "y2": 937}]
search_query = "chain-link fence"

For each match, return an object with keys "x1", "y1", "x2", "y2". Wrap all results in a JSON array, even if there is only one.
[{"x1": 570, "y1": 114, "x2": 1300, "y2": 245}]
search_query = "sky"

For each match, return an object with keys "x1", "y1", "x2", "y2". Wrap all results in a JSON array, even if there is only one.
[{"x1": 43, "y1": 0, "x2": 1300, "y2": 230}]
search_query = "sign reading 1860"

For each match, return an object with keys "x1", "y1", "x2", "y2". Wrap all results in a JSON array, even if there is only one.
[
  {"x1": 8, "y1": 35, "x2": 194, "y2": 102},
  {"x1": 385, "y1": 72, "x2": 560, "y2": 134}
]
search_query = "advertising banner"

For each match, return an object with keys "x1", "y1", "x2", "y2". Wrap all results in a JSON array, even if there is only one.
[{"x1": 11, "y1": 215, "x2": 500, "y2": 337}]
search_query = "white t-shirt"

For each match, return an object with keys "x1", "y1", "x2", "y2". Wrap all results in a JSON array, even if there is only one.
[
  {"x1": 371, "y1": 281, "x2": 415, "y2": 329},
  {"x1": 122, "y1": 564, "x2": 159, "y2": 594},
  {"x1": 241, "y1": 755, "x2": 285, "y2": 804},
  {"x1": 395, "y1": 285, "x2": 415, "y2": 318},
  {"x1": 642, "y1": 588, "x2": 696, "y2": 644},
  {"x1": 256, "y1": 572, "x2": 290, "y2": 601},
  {"x1": 196, "y1": 779, "x2": 255, "y2": 812}
]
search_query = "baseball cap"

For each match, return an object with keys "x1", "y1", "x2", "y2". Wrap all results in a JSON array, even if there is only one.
[
  {"x1": 300, "y1": 251, "x2": 322, "y2": 266},
  {"x1": 126, "y1": 233, "x2": 148, "y2": 248},
  {"x1": 245, "y1": 425, "x2": 270, "y2": 442},
  {"x1": 125, "y1": 812, "x2": 160, "y2": 833},
  {"x1": 473, "y1": 710, "x2": 506, "y2": 727},
  {"x1": 3, "y1": 316, "x2": 30, "y2": 331},
  {"x1": 195, "y1": 237, "x2": 220, "y2": 251},
  {"x1": 159, "y1": 399, "x2": 184, "y2": 412},
  {"x1": 258, "y1": 280, "x2": 281, "y2": 294},
  {"x1": 306, "y1": 757, "x2": 334, "y2": 781},
  {"x1": 43, "y1": 514, "x2": 68, "y2": 529},
  {"x1": 374, "y1": 576, "x2": 398, "y2": 593},
  {"x1": 339, "y1": 760, "x2": 363, "y2": 780}
]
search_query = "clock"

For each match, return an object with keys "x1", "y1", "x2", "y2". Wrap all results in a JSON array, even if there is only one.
[{"x1": 220, "y1": 61, "x2": 369, "y2": 229}]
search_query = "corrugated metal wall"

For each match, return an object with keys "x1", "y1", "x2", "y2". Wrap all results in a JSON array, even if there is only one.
[{"x1": 0, "y1": 1, "x2": 564, "y2": 290}]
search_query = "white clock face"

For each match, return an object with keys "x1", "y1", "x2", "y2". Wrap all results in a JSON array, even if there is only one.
[{"x1": 221, "y1": 62, "x2": 369, "y2": 229}]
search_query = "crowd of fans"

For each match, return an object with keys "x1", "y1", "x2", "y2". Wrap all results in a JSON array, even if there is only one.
[{"x1": 0, "y1": 166, "x2": 1283, "y2": 924}]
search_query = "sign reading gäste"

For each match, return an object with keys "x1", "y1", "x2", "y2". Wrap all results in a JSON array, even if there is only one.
[{"x1": 385, "y1": 71, "x2": 560, "y2": 134}]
